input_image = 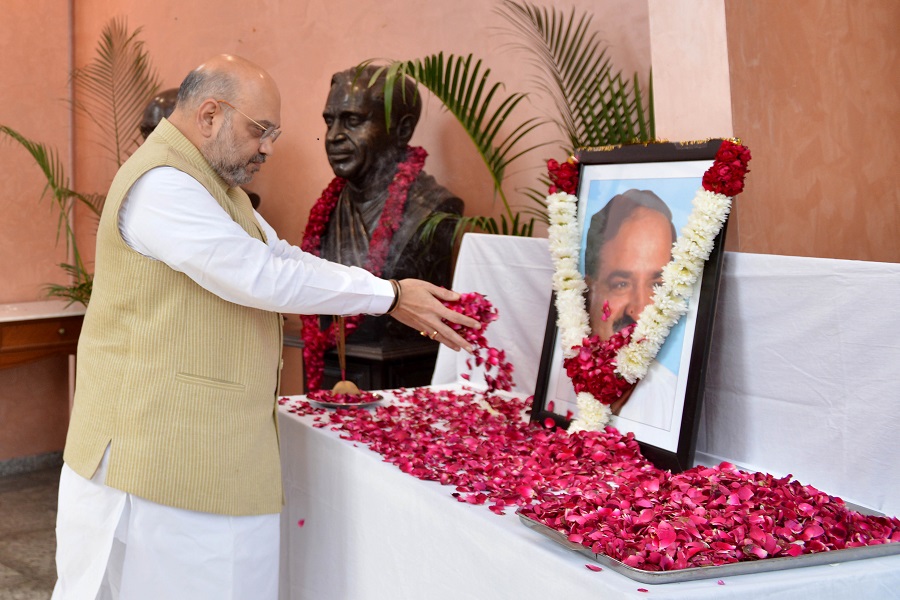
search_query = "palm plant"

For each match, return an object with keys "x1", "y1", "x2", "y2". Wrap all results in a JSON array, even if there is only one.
[
  {"x1": 1, "y1": 18, "x2": 160, "y2": 305},
  {"x1": 0, "y1": 125, "x2": 102, "y2": 305},
  {"x1": 497, "y1": 0, "x2": 654, "y2": 208},
  {"x1": 369, "y1": 53, "x2": 546, "y2": 238},
  {"x1": 372, "y1": 1, "x2": 655, "y2": 239},
  {"x1": 499, "y1": 0, "x2": 654, "y2": 157}
]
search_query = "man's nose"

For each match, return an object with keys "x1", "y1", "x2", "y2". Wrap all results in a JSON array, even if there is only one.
[
  {"x1": 626, "y1": 285, "x2": 654, "y2": 319},
  {"x1": 259, "y1": 136, "x2": 275, "y2": 156},
  {"x1": 325, "y1": 121, "x2": 345, "y2": 143}
]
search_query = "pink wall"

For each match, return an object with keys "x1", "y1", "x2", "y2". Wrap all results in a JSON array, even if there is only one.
[
  {"x1": 2, "y1": 1, "x2": 73, "y2": 301},
  {"x1": 0, "y1": 0, "x2": 74, "y2": 460},
  {"x1": 724, "y1": 0, "x2": 899, "y2": 261},
  {"x1": 649, "y1": 0, "x2": 733, "y2": 143},
  {"x1": 69, "y1": 0, "x2": 651, "y2": 262}
]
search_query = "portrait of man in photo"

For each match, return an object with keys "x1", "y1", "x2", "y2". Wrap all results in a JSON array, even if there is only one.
[{"x1": 583, "y1": 188, "x2": 678, "y2": 429}]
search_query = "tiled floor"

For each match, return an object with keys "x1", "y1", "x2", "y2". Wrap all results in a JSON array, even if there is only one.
[{"x1": 0, "y1": 466, "x2": 59, "y2": 599}]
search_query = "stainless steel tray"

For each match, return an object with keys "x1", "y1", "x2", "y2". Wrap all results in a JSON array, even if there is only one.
[
  {"x1": 306, "y1": 394, "x2": 383, "y2": 410},
  {"x1": 517, "y1": 511, "x2": 900, "y2": 584}
]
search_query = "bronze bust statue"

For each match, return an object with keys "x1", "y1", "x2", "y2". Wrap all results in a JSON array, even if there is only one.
[{"x1": 317, "y1": 65, "x2": 464, "y2": 342}]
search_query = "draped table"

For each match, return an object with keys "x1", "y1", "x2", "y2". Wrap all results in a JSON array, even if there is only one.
[
  {"x1": 278, "y1": 236, "x2": 900, "y2": 598},
  {"x1": 277, "y1": 386, "x2": 900, "y2": 600}
]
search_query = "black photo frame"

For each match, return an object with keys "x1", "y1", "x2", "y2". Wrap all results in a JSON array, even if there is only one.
[{"x1": 531, "y1": 140, "x2": 729, "y2": 472}]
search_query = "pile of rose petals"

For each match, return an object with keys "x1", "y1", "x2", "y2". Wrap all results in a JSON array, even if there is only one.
[
  {"x1": 307, "y1": 389, "x2": 382, "y2": 404},
  {"x1": 279, "y1": 388, "x2": 899, "y2": 571}
]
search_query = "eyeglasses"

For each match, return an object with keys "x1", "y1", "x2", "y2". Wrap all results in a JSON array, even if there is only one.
[{"x1": 216, "y1": 99, "x2": 281, "y2": 143}]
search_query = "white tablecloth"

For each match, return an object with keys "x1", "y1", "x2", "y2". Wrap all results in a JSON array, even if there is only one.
[
  {"x1": 277, "y1": 387, "x2": 900, "y2": 600},
  {"x1": 434, "y1": 234, "x2": 900, "y2": 516},
  {"x1": 279, "y1": 235, "x2": 900, "y2": 598}
]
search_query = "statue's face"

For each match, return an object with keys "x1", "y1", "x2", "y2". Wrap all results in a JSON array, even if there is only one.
[{"x1": 323, "y1": 79, "x2": 397, "y2": 186}]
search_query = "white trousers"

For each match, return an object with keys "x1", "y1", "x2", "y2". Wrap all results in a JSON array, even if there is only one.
[{"x1": 51, "y1": 451, "x2": 280, "y2": 600}]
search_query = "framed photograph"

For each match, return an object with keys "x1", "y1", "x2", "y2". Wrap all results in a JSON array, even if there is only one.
[{"x1": 532, "y1": 140, "x2": 729, "y2": 472}]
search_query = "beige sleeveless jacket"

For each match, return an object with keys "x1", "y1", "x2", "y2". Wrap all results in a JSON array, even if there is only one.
[{"x1": 64, "y1": 119, "x2": 284, "y2": 516}]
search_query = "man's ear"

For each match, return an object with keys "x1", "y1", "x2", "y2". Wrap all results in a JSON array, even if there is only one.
[
  {"x1": 395, "y1": 114, "x2": 415, "y2": 145},
  {"x1": 196, "y1": 98, "x2": 220, "y2": 139}
]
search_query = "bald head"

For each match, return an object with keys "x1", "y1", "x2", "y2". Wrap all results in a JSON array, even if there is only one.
[{"x1": 175, "y1": 54, "x2": 280, "y2": 114}]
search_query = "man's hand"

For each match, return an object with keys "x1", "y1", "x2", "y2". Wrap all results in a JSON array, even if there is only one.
[{"x1": 389, "y1": 279, "x2": 480, "y2": 352}]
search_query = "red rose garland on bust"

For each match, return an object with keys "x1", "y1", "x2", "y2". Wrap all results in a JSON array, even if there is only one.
[{"x1": 300, "y1": 146, "x2": 427, "y2": 391}]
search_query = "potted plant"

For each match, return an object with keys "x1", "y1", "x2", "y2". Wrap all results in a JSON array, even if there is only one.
[{"x1": 1, "y1": 17, "x2": 161, "y2": 305}]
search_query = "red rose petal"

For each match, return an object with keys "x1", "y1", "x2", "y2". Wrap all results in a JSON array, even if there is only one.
[
  {"x1": 657, "y1": 521, "x2": 677, "y2": 549},
  {"x1": 585, "y1": 564, "x2": 603, "y2": 572}
]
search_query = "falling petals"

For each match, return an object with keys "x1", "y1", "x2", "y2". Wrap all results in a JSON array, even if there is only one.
[{"x1": 442, "y1": 293, "x2": 514, "y2": 392}]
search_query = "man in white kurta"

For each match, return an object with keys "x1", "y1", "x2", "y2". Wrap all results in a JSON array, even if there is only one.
[{"x1": 52, "y1": 54, "x2": 478, "y2": 600}]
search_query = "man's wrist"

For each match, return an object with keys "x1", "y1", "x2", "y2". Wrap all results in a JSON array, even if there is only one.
[{"x1": 385, "y1": 279, "x2": 402, "y2": 315}]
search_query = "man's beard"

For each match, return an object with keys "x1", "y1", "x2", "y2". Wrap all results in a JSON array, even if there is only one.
[{"x1": 203, "y1": 122, "x2": 265, "y2": 187}]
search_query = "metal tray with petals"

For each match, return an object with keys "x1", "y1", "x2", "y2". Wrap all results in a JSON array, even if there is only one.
[
  {"x1": 517, "y1": 511, "x2": 900, "y2": 584},
  {"x1": 306, "y1": 394, "x2": 383, "y2": 410}
]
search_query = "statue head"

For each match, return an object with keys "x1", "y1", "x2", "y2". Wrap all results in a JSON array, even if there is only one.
[
  {"x1": 140, "y1": 88, "x2": 179, "y2": 139},
  {"x1": 323, "y1": 65, "x2": 422, "y2": 190}
]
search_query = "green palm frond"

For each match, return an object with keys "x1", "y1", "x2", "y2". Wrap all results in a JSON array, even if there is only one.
[
  {"x1": 71, "y1": 17, "x2": 161, "y2": 167},
  {"x1": 420, "y1": 210, "x2": 535, "y2": 245},
  {"x1": 2, "y1": 18, "x2": 160, "y2": 305},
  {"x1": 371, "y1": 53, "x2": 546, "y2": 218},
  {"x1": 498, "y1": 0, "x2": 654, "y2": 154},
  {"x1": 1, "y1": 125, "x2": 99, "y2": 304},
  {"x1": 0, "y1": 125, "x2": 101, "y2": 229},
  {"x1": 45, "y1": 262, "x2": 93, "y2": 307}
]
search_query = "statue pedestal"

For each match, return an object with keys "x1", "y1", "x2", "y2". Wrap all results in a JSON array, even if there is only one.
[{"x1": 283, "y1": 322, "x2": 438, "y2": 393}]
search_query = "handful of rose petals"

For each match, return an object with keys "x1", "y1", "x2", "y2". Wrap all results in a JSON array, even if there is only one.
[{"x1": 442, "y1": 292, "x2": 514, "y2": 392}]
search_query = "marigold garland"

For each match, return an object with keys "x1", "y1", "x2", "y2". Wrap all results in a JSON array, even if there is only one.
[{"x1": 300, "y1": 146, "x2": 427, "y2": 391}]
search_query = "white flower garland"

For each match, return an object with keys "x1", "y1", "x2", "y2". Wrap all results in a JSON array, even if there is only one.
[{"x1": 547, "y1": 188, "x2": 733, "y2": 433}]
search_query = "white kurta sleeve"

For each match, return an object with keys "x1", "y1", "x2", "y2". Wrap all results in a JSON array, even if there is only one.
[{"x1": 118, "y1": 167, "x2": 394, "y2": 316}]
